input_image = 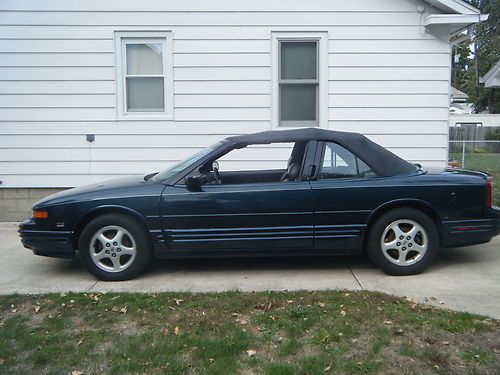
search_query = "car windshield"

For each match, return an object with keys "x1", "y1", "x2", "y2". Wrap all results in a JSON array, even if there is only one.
[{"x1": 151, "y1": 141, "x2": 222, "y2": 181}]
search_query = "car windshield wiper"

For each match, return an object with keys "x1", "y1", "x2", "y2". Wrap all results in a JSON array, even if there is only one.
[{"x1": 144, "y1": 172, "x2": 159, "y2": 181}]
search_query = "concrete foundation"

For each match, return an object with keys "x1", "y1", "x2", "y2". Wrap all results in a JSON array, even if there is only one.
[{"x1": 0, "y1": 188, "x2": 66, "y2": 222}]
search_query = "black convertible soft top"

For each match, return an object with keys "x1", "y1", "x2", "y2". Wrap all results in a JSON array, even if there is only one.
[{"x1": 226, "y1": 128, "x2": 417, "y2": 177}]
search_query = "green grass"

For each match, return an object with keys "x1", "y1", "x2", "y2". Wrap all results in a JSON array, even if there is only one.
[
  {"x1": 0, "y1": 291, "x2": 499, "y2": 375},
  {"x1": 450, "y1": 152, "x2": 500, "y2": 206}
]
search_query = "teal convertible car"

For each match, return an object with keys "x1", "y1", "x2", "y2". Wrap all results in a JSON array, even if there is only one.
[{"x1": 20, "y1": 128, "x2": 500, "y2": 280}]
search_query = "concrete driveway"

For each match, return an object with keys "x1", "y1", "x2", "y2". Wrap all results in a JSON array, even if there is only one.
[{"x1": 1, "y1": 222, "x2": 499, "y2": 318}]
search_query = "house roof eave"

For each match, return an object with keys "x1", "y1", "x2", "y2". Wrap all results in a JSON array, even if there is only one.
[
  {"x1": 424, "y1": 13, "x2": 488, "y2": 35},
  {"x1": 423, "y1": 0, "x2": 481, "y2": 15},
  {"x1": 480, "y1": 60, "x2": 500, "y2": 88}
]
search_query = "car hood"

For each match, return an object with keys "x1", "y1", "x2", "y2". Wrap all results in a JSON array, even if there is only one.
[{"x1": 34, "y1": 175, "x2": 150, "y2": 208}]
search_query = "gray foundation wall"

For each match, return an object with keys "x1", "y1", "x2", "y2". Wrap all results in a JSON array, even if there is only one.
[{"x1": 0, "y1": 188, "x2": 67, "y2": 222}]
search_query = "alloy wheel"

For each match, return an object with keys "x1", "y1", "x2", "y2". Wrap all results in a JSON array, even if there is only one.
[
  {"x1": 89, "y1": 225, "x2": 137, "y2": 273},
  {"x1": 380, "y1": 219, "x2": 428, "y2": 267}
]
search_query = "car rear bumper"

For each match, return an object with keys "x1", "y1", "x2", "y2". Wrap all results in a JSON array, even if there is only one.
[
  {"x1": 441, "y1": 207, "x2": 500, "y2": 247},
  {"x1": 18, "y1": 219, "x2": 75, "y2": 258}
]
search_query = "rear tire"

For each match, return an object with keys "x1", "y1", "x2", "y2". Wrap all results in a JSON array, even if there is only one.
[
  {"x1": 78, "y1": 214, "x2": 151, "y2": 281},
  {"x1": 367, "y1": 208, "x2": 438, "y2": 276}
]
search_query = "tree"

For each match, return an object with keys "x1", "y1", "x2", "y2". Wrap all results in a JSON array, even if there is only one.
[{"x1": 454, "y1": 0, "x2": 500, "y2": 113}]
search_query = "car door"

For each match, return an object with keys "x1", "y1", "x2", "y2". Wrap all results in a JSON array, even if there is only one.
[
  {"x1": 310, "y1": 141, "x2": 377, "y2": 252},
  {"x1": 159, "y1": 143, "x2": 316, "y2": 253}
]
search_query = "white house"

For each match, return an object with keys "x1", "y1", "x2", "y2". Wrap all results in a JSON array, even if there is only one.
[
  {"x1": 0, "y1": 0, "x2": 487, "y2": 195},
  {"x1": 481, "y1": 60, "x2": 500, "y2": 88}
]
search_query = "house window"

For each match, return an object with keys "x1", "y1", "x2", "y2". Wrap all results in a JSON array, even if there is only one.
[
  {"x1": 114, "y1": 31, "x2": 173, "y2": 119},
  {"x1": 279, "y1": 41, "x2": 318, "y2": 126},
  {"x1": 272, "y1": 32, "x2": 328, "y2": 128}
]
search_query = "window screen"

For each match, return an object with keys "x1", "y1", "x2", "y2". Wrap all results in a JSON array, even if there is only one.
[
  {"x1": 279, "y1": 41, "x2": 318, "y2": 126},
  {"x1": 125, "y1": 42, "x2": 165, "y2": 112}
]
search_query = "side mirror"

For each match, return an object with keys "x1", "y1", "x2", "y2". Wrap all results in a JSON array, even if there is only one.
[
  {"x1": 212, "y1": 161, "x2": 219, "y2": 172},
  {"x1": 184, "y1": 175, "x2": 203, "y2": 190}
]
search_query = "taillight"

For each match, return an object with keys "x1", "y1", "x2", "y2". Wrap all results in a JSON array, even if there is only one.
[{"x1": 486, "y1": 176, "x2": 492, "y2": 208}]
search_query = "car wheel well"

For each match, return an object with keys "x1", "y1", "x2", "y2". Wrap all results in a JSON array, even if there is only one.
[
  {"x1": 72, "y1": 207, "x2": 152, "y2": 250},
  {"x1": 363, "y1": 202, "x2": 442, "y2": 252}
]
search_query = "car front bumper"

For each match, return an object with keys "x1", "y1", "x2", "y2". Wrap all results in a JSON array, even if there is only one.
[
  {"x1": 441, "y1": 207, "x2": 500, "y2": 247},
  {"x1": 18, "y1": 219, "x2": 75, "y2": 258}
]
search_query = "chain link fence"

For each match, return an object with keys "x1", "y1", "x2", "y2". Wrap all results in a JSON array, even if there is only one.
[{"x1": 449, "y1": 140, "x2": 500, "y2": 206}]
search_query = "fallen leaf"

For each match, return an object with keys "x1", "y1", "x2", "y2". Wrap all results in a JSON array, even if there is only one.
[
  {"x1": 0, "y1": 358, "x2": 4, "y2": 365},
  {"x1": 270, "y1": 315, "x2": 280, "y2": 321},
  {"x1": 174, "y1": 326, "x2": 180, "y2": 335},
  {"x1": 34, "y1": 306, "x2": 41, "y2": 313},
  {"x1": 11, "y1": 309, "x2": 17, "y2": 313},
  {"x1": 76, "y1": 339, "x2": 84, "y2": 347},
  {"x1": 246, "y1": 349, "x2": 256, "y2": 357},
  {"x1": 173, "y1": 298, "x2": 184, "y2": 306},
  {"x1": 318, "y1": 302, "x2": 326, "y2": 308},
  {"x1": 383, "y1": 320, "x2": 393, "y2": 325},
  {"x1": 232, "y1": 312, "x2": 241, "y2": 317},
  {"x1": 71, "y1": 371, "x2": 83, "y2": 375},
  {"x1": 340, "y1": 310, "x2": 346, "y2": 317},
  {"x1": 167, "y1": 306, "x2": 176, "y2": 311},
  {"x1": 209, "y1": 358, "x2": 215, "y2": 363},
  {"x1": 442, "y1": 341, "x2": 449, "y2": 346},
  {"x1": 286, "y1": 300, "x2": 294, "y2": 304},
  {"x1": 120, "y1": 306, "x2": 128, "y2": 314},
  {"x1": 324, "y1": 365, "x2": 331, "y2": 372}
]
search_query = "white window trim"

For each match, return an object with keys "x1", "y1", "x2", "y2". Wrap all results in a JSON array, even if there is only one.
[
  {"x1": 114, "y1": 31, "x2": 174, "y2": 120},
  {"x1": 271, "y1": 31, "x2": 328, "y2": 129}
]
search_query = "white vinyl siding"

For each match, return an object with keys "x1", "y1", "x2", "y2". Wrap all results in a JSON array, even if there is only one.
[{"x1": 0, "y1": 0, "x2": 452, "y2": 187}]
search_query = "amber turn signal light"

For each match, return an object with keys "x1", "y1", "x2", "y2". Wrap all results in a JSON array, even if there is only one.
[{"x1": 32, "y1": 211, "x2": 49, "y2": 219}]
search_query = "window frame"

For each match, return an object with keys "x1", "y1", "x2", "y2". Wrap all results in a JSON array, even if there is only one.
[
  {"x1": 114, "y1": 31, "x2": 174, "y2": 120},
  {"x1": 271, "y1": 32, "x2": 328, "y2": 129}
]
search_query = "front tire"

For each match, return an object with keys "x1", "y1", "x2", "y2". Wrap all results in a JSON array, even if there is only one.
[
  {"x1": 78, "y1": 214, "x2": 152, "y2": 281},
  {"x1": 367, "y1": 208, "x2": 438, "y2": 276}
]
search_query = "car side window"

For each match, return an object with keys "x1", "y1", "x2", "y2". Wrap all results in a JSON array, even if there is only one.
[
  {"x1": 320, "y1": 142, "x2": 375, "y2": 179},
  {"x1": 196, "y1": 141, "x2": 309, "y2": 185}
]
